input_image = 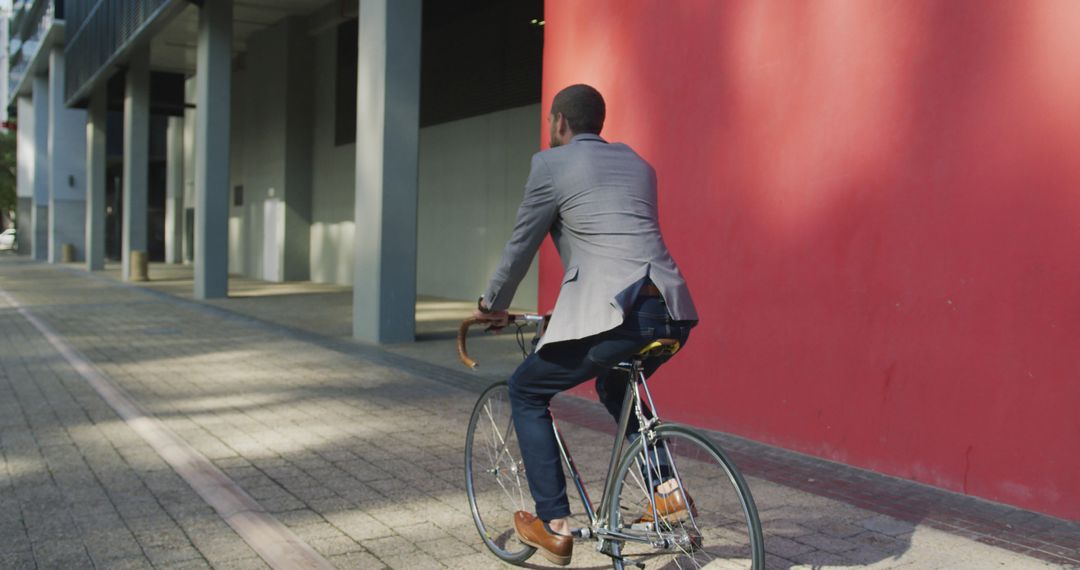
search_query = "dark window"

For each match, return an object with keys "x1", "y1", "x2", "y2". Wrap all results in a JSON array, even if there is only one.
[
  {"x1": 233, "y1": 185, "x2": 244, "y2": 207},
  {"x1": 420, "y1": 0, "x2": 543, "y2": 127},
  {"x1": 335, "y1": 19, "x2": 359, "y2": 146},
  {"x1": 333, "y1": 0, "x2": 543, "y2": 144}
]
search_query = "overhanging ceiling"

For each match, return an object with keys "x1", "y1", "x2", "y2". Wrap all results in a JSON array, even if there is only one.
[{"x1": 150, "y1": 0, "x2": 346, "y2": 76}]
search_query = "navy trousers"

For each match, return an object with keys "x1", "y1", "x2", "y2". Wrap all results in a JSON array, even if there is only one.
[{"x1": 507, "y1": 295, "x2": 695, "y2": 521}]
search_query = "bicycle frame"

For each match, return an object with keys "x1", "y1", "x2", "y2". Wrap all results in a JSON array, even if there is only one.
[{"x1": 550, "y1": 356, "x2": 673, "y2": 551}]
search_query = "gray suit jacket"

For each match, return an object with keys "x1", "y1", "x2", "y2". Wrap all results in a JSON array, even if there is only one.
[{"x1": 483, "y1": 133, "x2": 698, "y2": 350}]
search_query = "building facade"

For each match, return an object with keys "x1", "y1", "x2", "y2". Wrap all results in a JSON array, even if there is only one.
[
  {"x1": 9, "y1": 0, "x2": 87, "y2": 260},
  {"x1": 9, "y1": 0, "x2": 543, "y2": 331}
]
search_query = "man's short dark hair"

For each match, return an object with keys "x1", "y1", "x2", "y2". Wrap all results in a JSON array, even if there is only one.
[{"x1": 551, "y1": 84, "x2": 605, "y2": 135}]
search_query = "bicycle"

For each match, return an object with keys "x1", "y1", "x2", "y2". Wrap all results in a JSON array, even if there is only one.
[{"x1": 460, "y1": 313, "x2": 765, "y2": 569}]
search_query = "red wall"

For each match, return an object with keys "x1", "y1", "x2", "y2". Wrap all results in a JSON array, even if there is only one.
[{"x1": 540, "y1": 0, "x2": 1080, "y2": 520}]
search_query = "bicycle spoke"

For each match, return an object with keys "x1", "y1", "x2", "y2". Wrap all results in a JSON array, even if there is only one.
[
  {"x1": 663, "y1": 438, "x2": 703, "y2": 535},
  {"x1": 480, "y1": 397, "x2": 530, "y2": 514},
  {"x1": 608, "y1": 427, "x2": 763, "y2": 569},
  {"x1": 492, "y1": 467, "x2": 521, "y2": 511},
  {"x1": 466, "y1": 383, "x2": 536, "y2": 564},
  {"x1": 512, "y1": 442, "x2": 527, "y2": 510},
  {"x1": 484, "y1": 400, "x2": 517, "y2": 468},
  {"x1": 628, "y1": 454, "x2": 650, "y2": 498}
]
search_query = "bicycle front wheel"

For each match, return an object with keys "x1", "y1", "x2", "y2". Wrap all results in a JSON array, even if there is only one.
[
  {"x1": 607, "y1": 424, "x2": 765, "y2": 569},
  {"x1": 464, "y1": 382, "x2": 536, "y2": 564}
]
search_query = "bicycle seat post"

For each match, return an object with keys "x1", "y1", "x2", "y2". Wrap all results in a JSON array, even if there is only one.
[
  {"x1": 629, "y1": 338, "x2": 680, "y2": 429},
  {"x1": 630, "y1": 357, "x2": 662, "y2": 440}
]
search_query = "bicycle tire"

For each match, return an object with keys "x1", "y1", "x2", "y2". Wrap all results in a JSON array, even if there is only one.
[
  {"x1": 465, "y1": 382, "x2": 537, "y2": 564},
  {"x1": 606, "y1": 424, "x2": 765, "y2": 569}
]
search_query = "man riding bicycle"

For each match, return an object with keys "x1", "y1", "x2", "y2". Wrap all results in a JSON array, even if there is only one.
[{"x1": 474, "y1": 84, "x2": 698, "y2": 566}]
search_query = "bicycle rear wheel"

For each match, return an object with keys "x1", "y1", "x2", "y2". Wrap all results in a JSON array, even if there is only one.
[
  {"x1": 607, "y1": 424, "x2": 764, "y2": 569},
  {"x1": 465, "y1": 382, "x2": 536, "y2": 564}
]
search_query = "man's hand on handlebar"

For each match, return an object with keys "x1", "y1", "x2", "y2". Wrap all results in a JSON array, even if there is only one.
[
  {"x1": 459, "y1": 310, "x2": 547, "y2": 369},
  {"x1": 473, "y1": 308, "x2": 510, "y2": 331},
  {"x1": 474, "y1": 297, "x2": 510, "y2": 331}
]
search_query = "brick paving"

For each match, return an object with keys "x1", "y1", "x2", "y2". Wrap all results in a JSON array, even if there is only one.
[
  {"x1": 0, "y1": 255, "x2": 1077, "y2": 569},
  {"x1": 89, "y1": 262, "x2": 532, "y2": 385},
  {"x1": 0, "y1": 278, "x2": 266, "y2": 567}
]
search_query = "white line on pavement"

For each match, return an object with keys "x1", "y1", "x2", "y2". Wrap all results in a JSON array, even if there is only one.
[{"x1": 0, "y1": 286, "x2": 337, "y2": 570}]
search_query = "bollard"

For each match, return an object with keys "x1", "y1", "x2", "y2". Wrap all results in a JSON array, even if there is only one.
[
  {"x1": 130, "y1": 250, "x2": 149, "y2": 282},
  {"x1": 61, "y1": 243, "x2": 76, "y2": 263}
]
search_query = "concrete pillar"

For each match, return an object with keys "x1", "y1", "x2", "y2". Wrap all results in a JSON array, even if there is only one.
[
  {"x1": 122, "y1": 48, "x2": 150, "y2": 281},
  {"x1": 31, "y1": 75, "x2": 49, "y2": 261},
  {"x1": 165, "y1": 116, "x2": 184, "y2": 264},
  {"x1": 242, "y1": 17, "x2": 313, "y2": 283},
  {"x1": 283, "y1": 21, "x2": 314, "y2": 284},
  {"x1": 85, "y1": 87, "x2": 106, "y2": 271},
  {"x1": 194, "y1": 0, "x2": 232, "y2": 299},
  {"x1": 47, "y1": 47, "x2": 88, "y2": 263},
  {"x1": 15, "y1": 95, "x2": 34, "y2": 256},
  {"x1": 182, "y1": 77, "x2": 196, "y2": 264},
  {"x1": 353, "y1": 0, "x2": 422, "y2": 343}
]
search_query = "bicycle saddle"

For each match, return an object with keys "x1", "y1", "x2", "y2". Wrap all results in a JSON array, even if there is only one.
[{"x1": 638, "y1": 338, "x2": 681, "y2": 359}]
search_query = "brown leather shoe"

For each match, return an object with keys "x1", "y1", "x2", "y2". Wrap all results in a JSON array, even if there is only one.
[
  {"x1": 513, "y1": 511, "x2": 572, "y2": 566},
  {"x1": 636, "y1": 487, "x2": 697, "y2": 524}
]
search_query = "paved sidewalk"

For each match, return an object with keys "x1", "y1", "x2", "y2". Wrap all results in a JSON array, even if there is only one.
[
  {"x1": 90, "y1": 262, "x2": 533, "y2": 386},
  {"x1": 0, "y1": 256, "x2": 1076, "y2": 569}
]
